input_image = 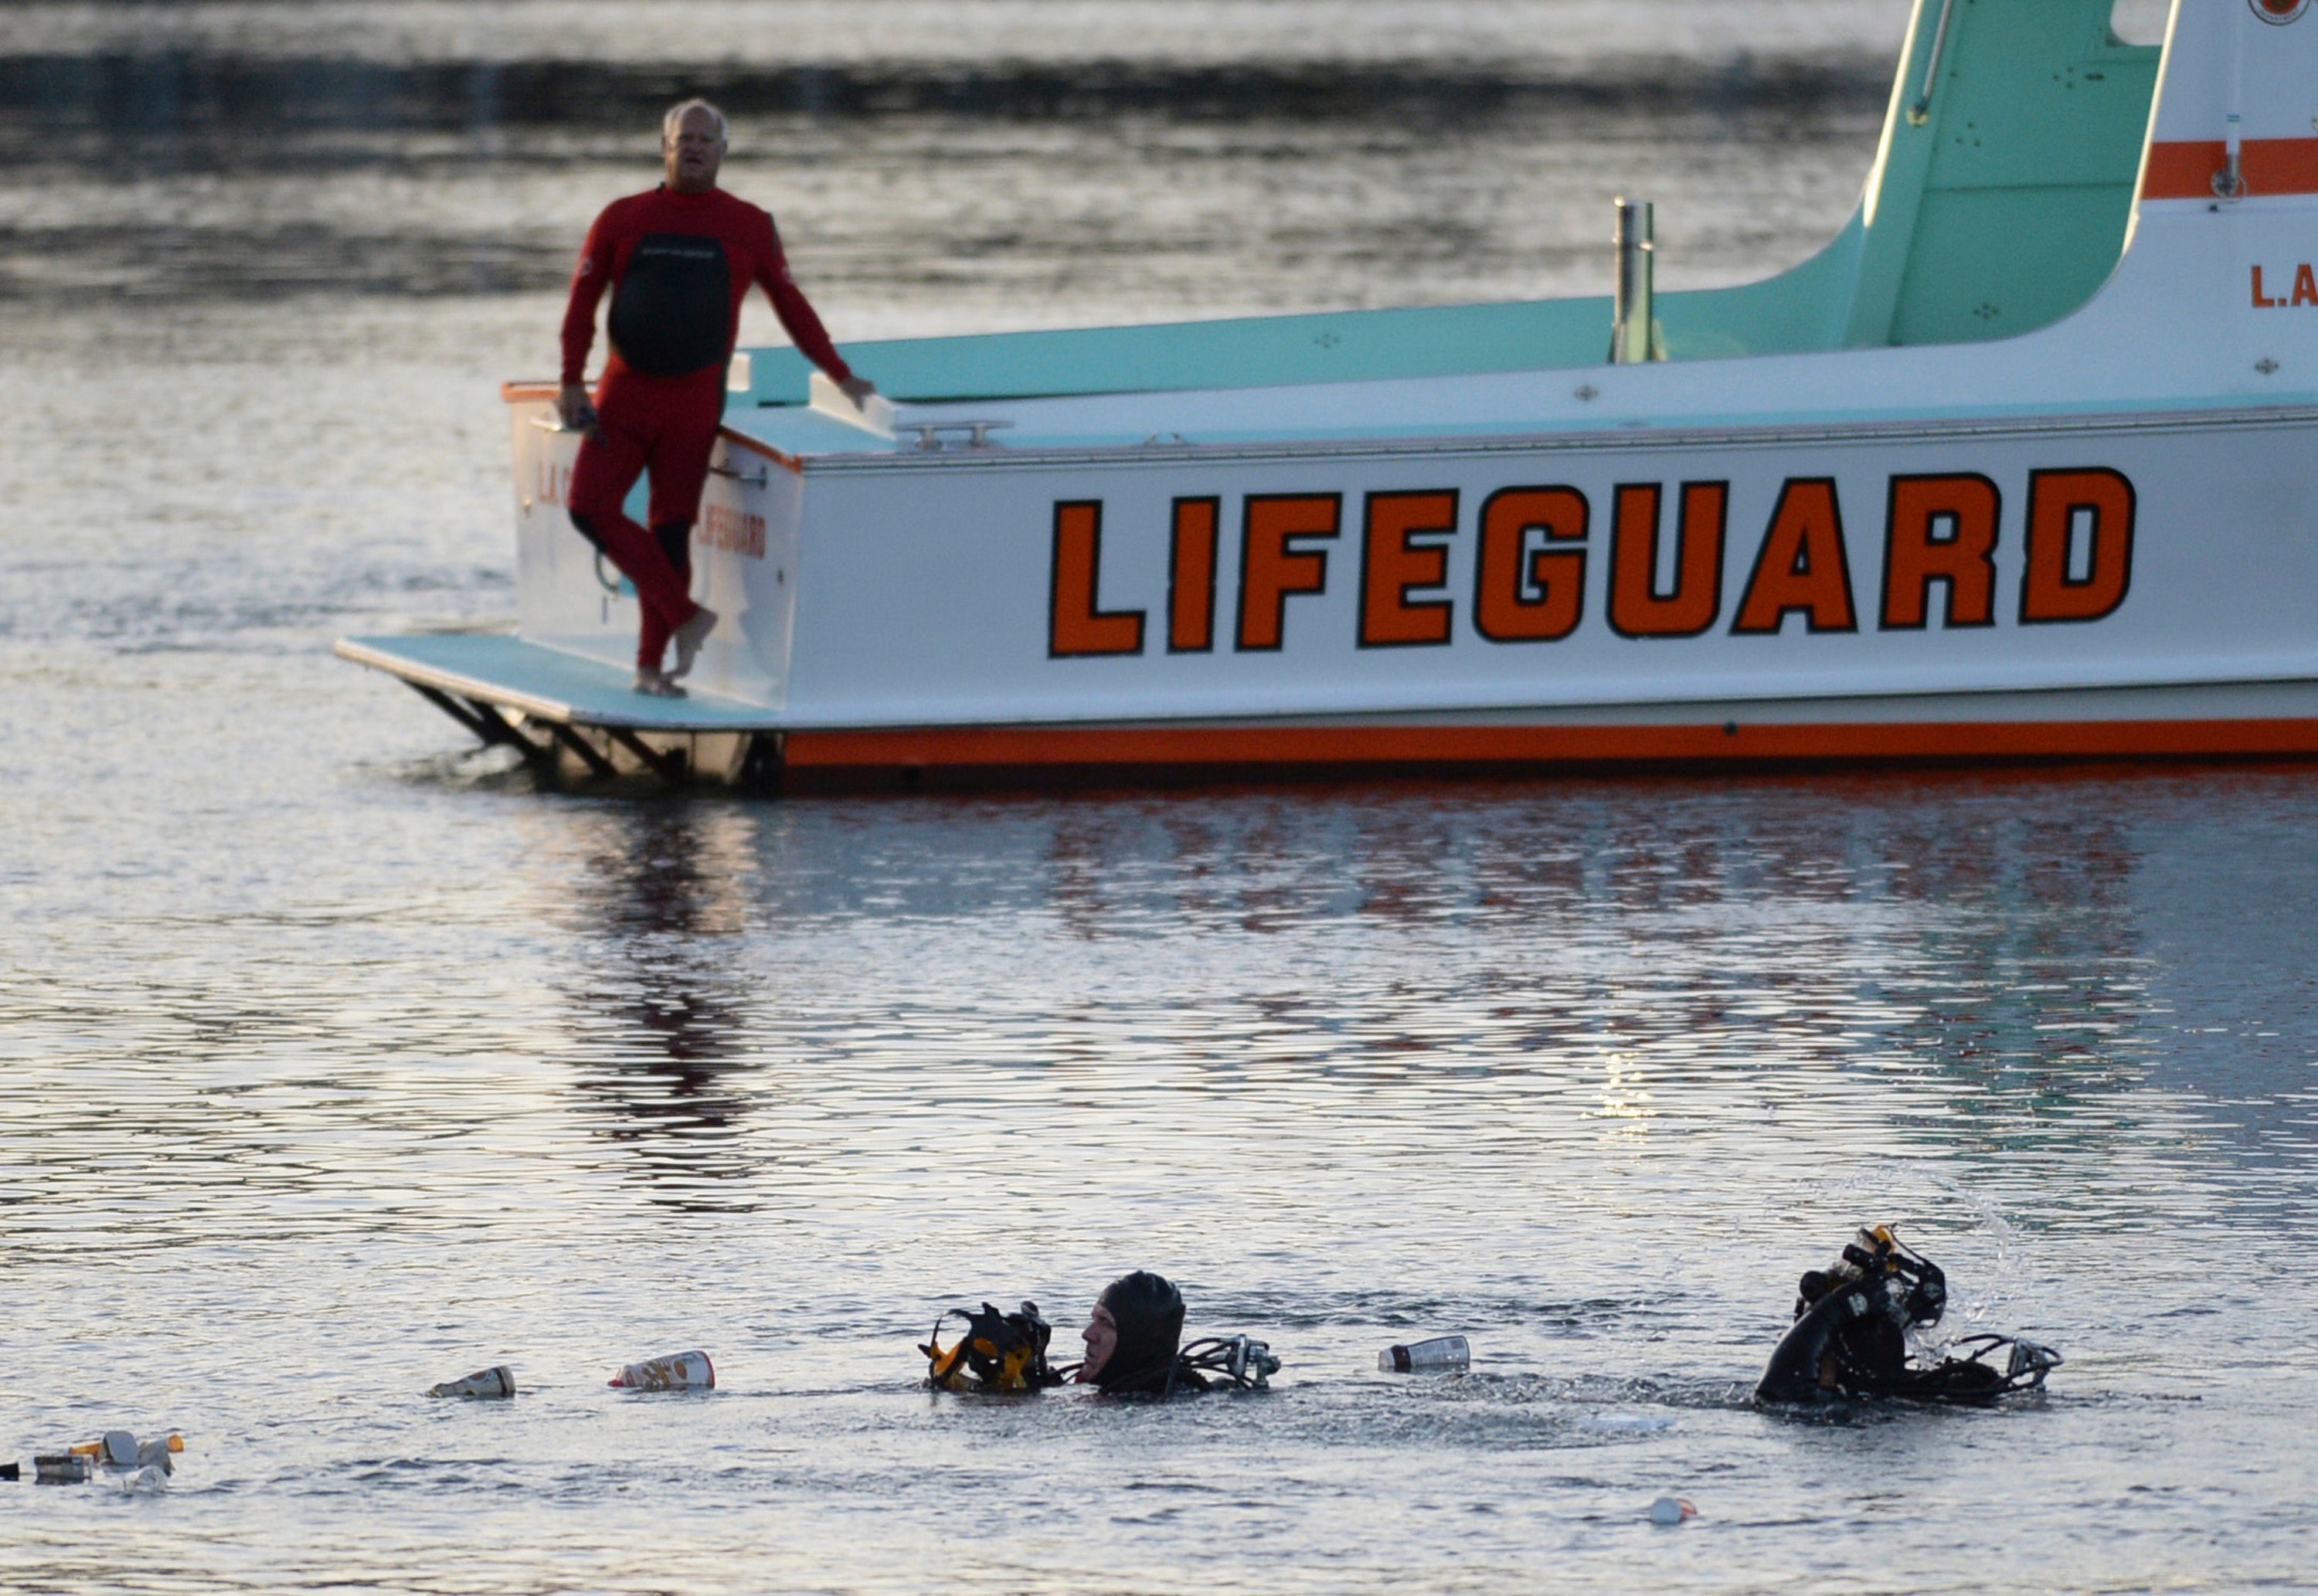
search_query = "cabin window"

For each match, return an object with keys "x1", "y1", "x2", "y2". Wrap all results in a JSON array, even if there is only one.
[{"x1": 2108, "y1": 0, "x2": 2170, "y2": 46}]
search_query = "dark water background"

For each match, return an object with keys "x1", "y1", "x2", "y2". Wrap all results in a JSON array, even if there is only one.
[{"x1": 5, "y1": 4, "x2": 2317, "y2": 1592}]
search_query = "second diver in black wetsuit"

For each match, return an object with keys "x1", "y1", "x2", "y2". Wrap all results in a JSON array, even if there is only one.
[{"x1": 1753, "y1": 1225, "x2": 2062, "y2": 1405}]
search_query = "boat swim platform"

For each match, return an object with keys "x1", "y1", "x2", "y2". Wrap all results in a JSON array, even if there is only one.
[
  {"x1": 335, "y1": 633, "x2": 783, "y2": 785},
  {"x1": 338, "y1": 633, "x2": 2318, "y2": 793}
]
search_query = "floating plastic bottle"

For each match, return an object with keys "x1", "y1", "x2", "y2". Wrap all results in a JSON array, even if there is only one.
[
  {"x1": 1648, "y1": 1496, "x2": 1698, "y2": 1526},
  {"x1": 428, "y1": 1366, "x2": 517, "y2": 1399},
  {"x1": 609, "y1": 1350, "x2": 715, "y2": 1391},
  {"x1": 34, "y1": 1454, "x2": 92, "y2": 1485},
  {"x1": 1378, "y1": 1335, "x2": 1470, "y2": 1373}
]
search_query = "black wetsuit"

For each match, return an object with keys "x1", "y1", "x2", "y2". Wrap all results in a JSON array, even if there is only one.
[
  {"x1": 1089, "y1": 1355, "x2": 1212, "y2": 1397},
  {"x1": 1755, "y1": 1270, "x2": 1915, "y2": 1401}
]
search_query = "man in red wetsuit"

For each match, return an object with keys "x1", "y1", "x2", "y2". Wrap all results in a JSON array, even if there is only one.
[{"x1": 559, "y1": 99, "x2": 875, "y2": 696}]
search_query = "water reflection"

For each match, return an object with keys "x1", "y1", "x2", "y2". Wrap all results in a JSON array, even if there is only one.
[
  {"x1": 697, "y1": 776, "x2": 2318, "y2": 1204},
  {"x1": 556, "y1": 801, "x2": 766, "y2": 1209}
]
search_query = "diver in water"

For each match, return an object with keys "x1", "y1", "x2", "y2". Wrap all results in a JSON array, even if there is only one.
[
  {"x1": 1076, "y1": 1270, "x2": 1196, "y2": 1394},
  {"x1": 1075, "y1": 1270, "x2": 1280, "y2": 1394},
  {"x1": 1753, "y1": 1226, "x2": 2061, "y2": 1406},
  {"x1": 921, "y1": 1271, "x2": 1276, "y2": 1395}
]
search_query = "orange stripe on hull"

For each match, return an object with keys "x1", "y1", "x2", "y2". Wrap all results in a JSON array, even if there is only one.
[
  {"x1": 782, "y1": 717, "x2": 2318, "y2": 782},
  {"x1": 2143, "y1": 138, "x2": 2318, "y2": 199}
]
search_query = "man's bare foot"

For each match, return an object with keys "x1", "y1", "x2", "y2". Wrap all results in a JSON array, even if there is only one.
[
  {"x1": 670, "y1": 605, "x2": 719, "y2": 679},
  {"x1": 633, "y1": 668, "x2": 688, "y2": 698}
]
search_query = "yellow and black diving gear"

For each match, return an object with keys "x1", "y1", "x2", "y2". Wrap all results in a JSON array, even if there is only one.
[{"x1": 921, "y1": 1300, "x2": 1063, "y2": 1393}]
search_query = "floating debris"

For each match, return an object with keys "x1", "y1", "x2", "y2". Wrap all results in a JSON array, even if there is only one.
[
  {"x1": 428, "y1": 1366, "x2": 517, "y2": 1399},
  {"x1": 610, "y1": 1350, "x2": 714, "y2": 1391},
  {"x1": 1378, "y1": 1335, "x2": 1470, "y2": 1373}
]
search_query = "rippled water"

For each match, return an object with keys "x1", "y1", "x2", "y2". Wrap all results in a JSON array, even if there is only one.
[{"x1": 5, "y1": 4, "x2": 2318, "y2": 1592}]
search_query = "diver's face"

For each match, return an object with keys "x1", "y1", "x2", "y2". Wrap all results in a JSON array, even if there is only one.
[{"x1": 1079, "y1": 1303, "x2": 1119, "y2": 1381}]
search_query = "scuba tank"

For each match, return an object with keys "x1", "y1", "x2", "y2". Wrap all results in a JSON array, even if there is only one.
[{"x1": 1754, "y1": 1226, "x2": 2061, "y2": 1405}]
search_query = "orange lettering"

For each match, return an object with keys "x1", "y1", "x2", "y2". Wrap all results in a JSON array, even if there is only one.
[
  {"x1": 1167, "y1": 497, "x2": 1220, "y2": 653},
  {"x1": 1358, "y1": 491, "x2": 1458, "y2": 647},
  {"x1": 1608, "y1": 481, "x2": 1726, "y2": 638},
  {"x1": 2254, "y1": 265, "x2": 2277, "y2": 307},
  {"x1": 1473, "y1": 486, "x2": 1588, "y2": 643},
  {"x1": 702, "y1": 504, "x2": 765, "y2": 558},
  {"x1": 1732, "y1": 479, "x2": 1856, "y2": 634},
  {"x1": 1880, "y1": 474, "x2": 2000, "y2": 629},
  {"x1": 2020, "y1": 468, "x2": 2135, "y2": 624},
  {"x1": 1048, "y1": 500, "x2": 1145, "y2": 657},
  {"x1": 2296, "y1": 263, "x2": 2317, "y2": 306},
  {"x1": 1235, "y1": 494, "x2": 1340, "y2": 650}
]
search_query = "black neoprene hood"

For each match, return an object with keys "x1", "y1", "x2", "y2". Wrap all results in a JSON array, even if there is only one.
[{"x1": 1093, "y1": 1270, "x2": 1185, "y2": 1393}]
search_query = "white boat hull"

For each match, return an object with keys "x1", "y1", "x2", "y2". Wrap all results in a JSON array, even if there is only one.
[{"x1": 478, "y1": 390, "x2": 2318, "y2": 785}]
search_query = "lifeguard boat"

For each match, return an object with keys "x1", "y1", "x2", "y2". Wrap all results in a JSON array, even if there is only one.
[{"x1": 340, "y1": 0, "x2": 2318, "y2": 789}]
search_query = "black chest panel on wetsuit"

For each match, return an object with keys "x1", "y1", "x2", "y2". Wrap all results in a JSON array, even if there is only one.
[{"x1": 607, "y1": 233, "x2": 731, "y2": 376}]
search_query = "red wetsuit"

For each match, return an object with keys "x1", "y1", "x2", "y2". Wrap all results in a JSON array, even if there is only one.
[{"x1": 559, "y1": 184, "x2": 855, "y2": 671}]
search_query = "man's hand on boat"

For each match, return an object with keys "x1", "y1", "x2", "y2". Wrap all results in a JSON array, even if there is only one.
[
  {"x1": 837, "y1": 374, "x2": 879, "y2": 409},
  {"x1": 556, "y1": 382, "x2": 600, "y2": 439}
]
